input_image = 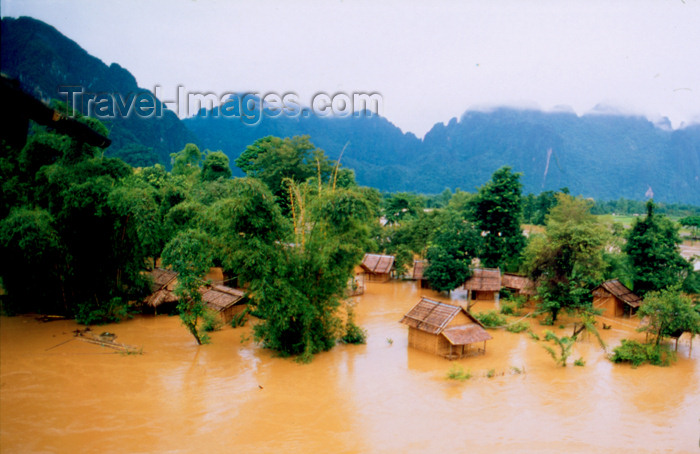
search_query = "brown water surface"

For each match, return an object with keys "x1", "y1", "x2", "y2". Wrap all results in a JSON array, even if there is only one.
[{"x1": 1, "y1": 281, "x2": 699, "y2": 453}]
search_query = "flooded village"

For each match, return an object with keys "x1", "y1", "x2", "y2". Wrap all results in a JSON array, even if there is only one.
[{"x1": 1, "y1": 261, "x2": 699, "y2": 453}]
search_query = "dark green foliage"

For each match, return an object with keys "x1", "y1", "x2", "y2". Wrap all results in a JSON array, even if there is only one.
[
  {"x1": 201, "y1": 150, "x2": 232, "y2": 181},
  {"x1": 162, "y1": 228, "x2": 213, "y2": 345},
  {"x1": 424, "y1": 212, "x2": 481, "y2": 293},
  {"x1": 250, "y1": 184, "x2": 373, "y2": 361},
  {"x1": 473, "y1": 166, "x2": 526, "y2": 271},
  {"x1": 522, "y1": 191, "x2": 558, "y2": 225},
  {"x1": 636, "y1": 286, "x2": 700, "y2": 346},
  {"x1": 624, "y1": 201, "x2": 691, "y2": 296},
  {"x1": 610, "y1": 339, "x2": 675, "y2": 367},
  {"x1": 341, "y1": 307, "x2": 367, "y2": 345},
  {"x1": 679, "y1": 215, "x2": 700, "y2": 238},
  {"x1": 383, "y1": 192, "x2": 425, "y2": 225}
]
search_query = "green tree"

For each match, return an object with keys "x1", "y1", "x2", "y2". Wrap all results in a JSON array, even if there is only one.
[
  {"x1": 523, "y1": 194, "x2": 609, "y2": 322},
  {"x1": 424, "y1": 212, "x2": 481, "y2": 293},
  {"x1": 679, "y1": 215, "x2": 700, "y2": 239},
  {"x1": 201, "y1": 150, "x2": 232, "y2": 181},
  {"x1": 161, "y1": 229, "x2": 213, "y2": 345},
  {"x1": 248, "y1": 182, "x2": 373, "y2": 361},
  {"x1": 235, "y1": 135, "x2": 345, "y2": 213},
  {"x1": 383, "y1": 192, "x2": 425, "y2": 225},
  {"x1": 473, "y1": 166, "x2": 525, "y2": 271},
  {"x1": 624, "y1": 201, "x2": 690, "y2": 297},
  {"x1": 171, "y1": 143, "x2": 202, "y2": 177},
  {"x1": 637, "y1": 286, "x2": 700, "y2": 347}
]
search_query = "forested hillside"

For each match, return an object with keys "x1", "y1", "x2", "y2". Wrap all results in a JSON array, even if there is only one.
[
  {"x1": 0, "y1": 16, "x2": 196, "y2": 166},
  {"x1": 3, "y1": 16, "x2": 699, "y2": 203}
]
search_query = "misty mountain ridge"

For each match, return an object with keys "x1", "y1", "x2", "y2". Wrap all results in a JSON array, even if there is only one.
[{"x1": 2, "y1": 16, "x2": 699, "y2": 204}]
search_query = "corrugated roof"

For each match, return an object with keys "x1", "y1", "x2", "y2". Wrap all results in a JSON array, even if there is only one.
[
  {"x1": 200, "y1": 285, "x2": 245, "y2": 312},
  {"x1": 442, "y1": 324, "x2": 492, "y2": 345},
  {"x1": 412, "y1": 260, "x2": 426, "y2": 280},
  {"x1": 361, "y1": 253, "x2": 395, "y2": 274},
  {"x1": 594, "y1": 279, "x2": 642, "y2": 308},
  {"x1": 463, "y1": 268, "x2": 502, "y2": 291},
  {"x1": 501, "y1": 273, "x2": 536, "y2": 295}
]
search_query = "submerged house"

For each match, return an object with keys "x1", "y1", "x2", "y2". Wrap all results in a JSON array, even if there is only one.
[
  {"x1": 144, "y1": 268, "x2": 179, "y2": 312},
  {"x1": 412, "y1": 260, "x2": 430, "y2": 289},
  {"x1": 199, "y1": 285, "x2": 246, "y2": 324},
  {"x1": 501, "y1": 273, "x2": 536, "y2": 299},
  {"x1": 463, "y1": 268, "x2": 501, "y2": 304},
  {"x1": 592, "y1": 279, "x2": 642, "y2": 318},
  {"x1": 400, "y1": 297, "x2": 492, "y2": 359},
  {"x1": 360, "y1": 253, "x2": 395, "y2": 282}
]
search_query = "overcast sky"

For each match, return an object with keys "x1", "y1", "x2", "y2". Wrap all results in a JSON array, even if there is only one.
[{"x1": 2, "y1": 0, "x2": 700, "y2": 137}]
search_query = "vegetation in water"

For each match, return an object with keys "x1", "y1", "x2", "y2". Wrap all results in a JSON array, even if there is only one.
[
  {"x1": 610, "y1": 339, "x2": 675, "y2": 367},
  {"x1": 473, "y1": 310, "x2": 507, "y2": 328},
  {"x1": 446, "y1": 364, "x2": 472, "y2": 381}
]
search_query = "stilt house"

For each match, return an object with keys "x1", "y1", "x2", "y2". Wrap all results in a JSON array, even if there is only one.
[{"x1": 400, "y1": 297, "x2": 492, "y2": 359}]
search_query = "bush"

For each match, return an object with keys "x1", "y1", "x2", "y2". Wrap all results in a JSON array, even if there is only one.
[
  {"x1": 473, "y1": 310, "x2": 507, "y2": 328},
  {"x1": 500, "y1": 300, "x2": 516, "y2": 315},
  {"x1": 506, "y1": 321, "x2": 529, "y2": 333},
  {"x1": 446, "y1": 364, "x2": 472, "y2": 381},
  {"x1": 610, "y1": 339, "x2": 676, "y2": 367},
  {"x1": 230, "y1": 308, "x2": 249, "y2": 328},
  {"x1": 574, "y1": 358, "x2": 586, "y2": 367},
  {"x1": 340, "y1": 307, "x2": 367, "y2": 345},
  {"x1": 200, "y1": 309, "x2": 223, "y2": 332},
  {"x1": 75, "y1": 296, "x2": 131, "y2": 325}
]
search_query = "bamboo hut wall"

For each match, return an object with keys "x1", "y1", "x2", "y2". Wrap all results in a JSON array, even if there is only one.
[
  {"x1": 407, "y1": 327, "x2": 440, "y2": 355},
  {"x1": 594, "y1": 294, "x2": 623, "y2": 318}
]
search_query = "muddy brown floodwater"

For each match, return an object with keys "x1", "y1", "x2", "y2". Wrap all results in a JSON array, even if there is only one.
[{"x1": 1, "y1": 281, "x2": 699, "y2": 453}]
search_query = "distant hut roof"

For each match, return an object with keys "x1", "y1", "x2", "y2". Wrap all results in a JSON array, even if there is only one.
[
  {"x1": 399, "y1": 297, "x2": 487, "y2": 335},
  {"x1": 501, "y1": 273, "x2": 536, "y2": 295},
  {"x1": 593, "y1": 279, "x2": 642, "y2": 308},
  {"x1": 463, "y1": 268, "x2": 502, "y2": 291},
  {"x1": 361, "y1": 253, "x2": 395, "y2": 274},
  {"x1": 200, "y1": 285, "x2": 245, "y2": 312},
  {"x1": 148, "y1": 268, "x2": 178, "y2": 293},
  {"x1": 412, "y1": 260, "x2": 427, "y2": 280}
]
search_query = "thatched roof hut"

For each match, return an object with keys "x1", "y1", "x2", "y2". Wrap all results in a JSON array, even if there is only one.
[
  {"x1": 144, "y1": 268, "x2": 179, "y2": 310},
  {"x1": 200, "y1": 285, "x2": 246, "y2": 324},
  {"x1": 400, "y1": 297, "x2": 492, "y2": 359},
  {"x1": 501, "y1": 273, "x2": 536, "y2": 297},
  {"x1": 411, "y1": 260, "x2": 431, "y2": 289},
  {"x1": 463, "y1": 268, "x2": 501, "y2": 303},
  {"x1": 360, "y1": 253, "x2": 395, "y2": 282},
  {"x1": 592, "y1": 279, "x2": 642, "y2": 318}
]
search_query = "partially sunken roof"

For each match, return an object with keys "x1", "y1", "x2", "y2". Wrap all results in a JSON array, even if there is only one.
[
  {"x1": 200, "y1": 285, "x2": 245, "y2": 312},
  {"x1": 594, "y1": 279, "x2": 642, "y2": 308},
  {"x1": 361, "y1": 253, "x2": 395, "y2": 274},
  {"x1": 463, "y1": 268, "x2": 502, "y2": 291},
  {"x1": 148, "y1": 268, "x2": 178, "y2": 293},
  {"x1": 412, "y1": 260, "x2": 426, "y2": 280},
  {"x1": 501, "y1": 273, "x2": 536, "y2": 295}
]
